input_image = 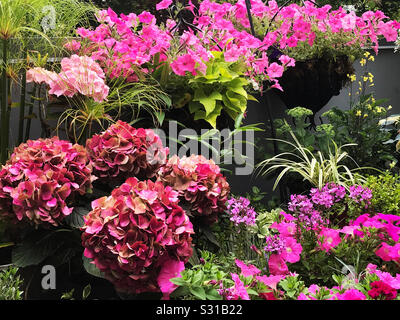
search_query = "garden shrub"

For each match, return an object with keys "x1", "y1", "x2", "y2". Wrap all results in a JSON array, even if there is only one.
[
  {"x1": 0, "y1": 266, "x2": 23, "y2": 300},
  {"x1": 365, "y1": 171, "x2": 400, "y2": 216}
]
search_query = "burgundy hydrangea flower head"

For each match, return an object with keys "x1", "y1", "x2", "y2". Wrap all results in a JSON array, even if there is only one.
[
  {"x1": 86, "y1": 120, "x2": 168, "y2": 182},
  {"x1": 81, "y1": 177, "x2": 194, "y2": 294},
  {"x1": 0, "y1": 137, "x2": 94, "y2": 226},
  {"x1": 157, "y1": 155, "x2": 230, "y2": 225}
]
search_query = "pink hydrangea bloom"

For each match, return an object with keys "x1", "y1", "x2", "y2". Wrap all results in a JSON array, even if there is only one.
[
  {"x1": 27, "y1": 55, "x2": 109, "y2": 102},
  {"x1": 82, "y1": 177, "x2": 193, "y2": 294},
  {"x1": 0, "y1": 137, "x2": 94, "y2": 226},
  {"x1": 157, "y1": 155, "x2": 230, "y2": 225},
  {"x1": 86, "y1": 121, "x2": 168, "y2": 182}
]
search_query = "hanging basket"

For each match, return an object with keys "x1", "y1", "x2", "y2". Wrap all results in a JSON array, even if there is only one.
[{"x1": 275, "y1": 55, "x2": 354, "y2": 114}]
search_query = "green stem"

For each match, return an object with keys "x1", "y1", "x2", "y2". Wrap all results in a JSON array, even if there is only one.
[
  {"x1": 0, "y1": 38, "x2": 9, "y2": 164},
  {"x1": 24, "y1": 83, "x2": 38, "y2": 142},
  {"x1": 18, "y1": 50, "x2": 27, "y2": 144}
]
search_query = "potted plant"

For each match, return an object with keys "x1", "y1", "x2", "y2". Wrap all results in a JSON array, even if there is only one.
[{"x1": 210, "y1": 0, "x2": 400, "y2": 115}]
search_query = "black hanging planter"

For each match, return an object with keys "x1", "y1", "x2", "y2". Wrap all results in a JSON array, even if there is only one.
[{"x1": 275, "y1": 55, "x2": 354, "y2": 115}]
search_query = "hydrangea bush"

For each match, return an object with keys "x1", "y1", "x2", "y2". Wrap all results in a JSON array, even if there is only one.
[
  {"x1": 81, "y1": 177, "x2": 194, "y2": 295},
  {"x1": 86, "y1": 120, "x2": 168, "y2": 182},
  {"x1": 0, "y1": 137, "x2": 94, "y2": 227},
  {"x1": 157, "y1": 154, "x2": 230, "y2": 225}
]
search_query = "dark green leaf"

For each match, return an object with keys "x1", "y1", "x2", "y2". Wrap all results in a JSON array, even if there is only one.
[{"x1": 82, "y1": 255, "x2": 105, "y2": 279}]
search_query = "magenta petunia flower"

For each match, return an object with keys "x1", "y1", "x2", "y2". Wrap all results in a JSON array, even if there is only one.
[
  {"x1": 268, "y1": 254, "x2": 289, "y2": 276},
  {"x1": 156, "y1": 0, "x2": 173, "y2": 11},
  {"x1": 157, "y1": 259, "x2": 185, "y2": 300},
  {"x1": 281, "y1": 237, "x2": 302, "y2": 263},
  {"x1": 317, "y1": 228, "x2": 341, "y2": 252},
  {"x1": 235, "y1": 259, "x2": 261, "y2": 277},
  {"x1": 337, "y1": 289, "x2": 366, "y2": 300}
]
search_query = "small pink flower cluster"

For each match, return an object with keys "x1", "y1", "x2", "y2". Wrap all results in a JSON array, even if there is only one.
[
  {"x1": 216, "y1": 0, "x2": 400, "y2": 54},
  {"x1": 227, "y1": 197, "x2": 257, "y2": 226},
  {"x1": 81, "y1": 177, "x2": 194, "y2": 294},
  {"x1": 270, "y1": 203, "x2": 400, "y2": 267},
  {"x1": 76, "y1": 8, "x2": 172, "y2": 82},
  {"x1": 0, "y1": 137, "x2": 94, "y2": 226},
  {"x1": 70, "y1": 5, "x2": 294, "y2": 90},
  {"x1": 86, "y1": 120, "x2": 168, "y2": 182},
  {"x1": 157, "y1": 155, "x2": 230, "y2": 225},
  {"x1": 27, "y1": 55, "x2": 109, "y2": 102}
]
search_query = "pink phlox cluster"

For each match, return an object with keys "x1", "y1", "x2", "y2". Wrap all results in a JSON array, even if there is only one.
[{"x1": 227, "y1": 197, "x2": 257, "y2": 226}]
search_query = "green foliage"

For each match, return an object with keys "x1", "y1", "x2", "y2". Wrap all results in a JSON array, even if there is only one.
[
  {"x1": 0, "y1": 266, "x2": 23, "y2": 300},
  {"x1": 269, "y1": 87, "x2": 397, "y2": 176},
  {"x1": 54, "y1": 79, "x2": 172, "y2": 144},
  {"x1": 188, "y1": 51, "x2": 257, "y2": 128},
  {"x1": 258, "y1": 129, "x2": 365, "y2": 191},
  {"x1": 170, "y1": 250, "x2": 230, "y2": 300},
  {"x1": 11, "y1": 228, "x2": 82, "y2": 268},
  {"x1": 61, "y1": 284, "x2": 91, "y2": 300},
  {"x1": 365, "y1": 171, "x2": 400, "y2": 215},
  {"x1": 278, "y1": 274, "x2": 306, "y2": 299},
  {"x1": 322, "y1": 94, "x2": 396, "y2": 171}
]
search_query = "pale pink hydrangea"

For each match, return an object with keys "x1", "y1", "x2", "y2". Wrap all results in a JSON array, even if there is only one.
[{"x1": 27, "y1": 55, "x2": 109, "y2": 102}]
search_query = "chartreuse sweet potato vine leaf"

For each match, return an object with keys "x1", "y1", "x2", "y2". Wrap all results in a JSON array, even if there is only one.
[{"x1": 188, "y1": 51, "x2": 256, "y2": 128}]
